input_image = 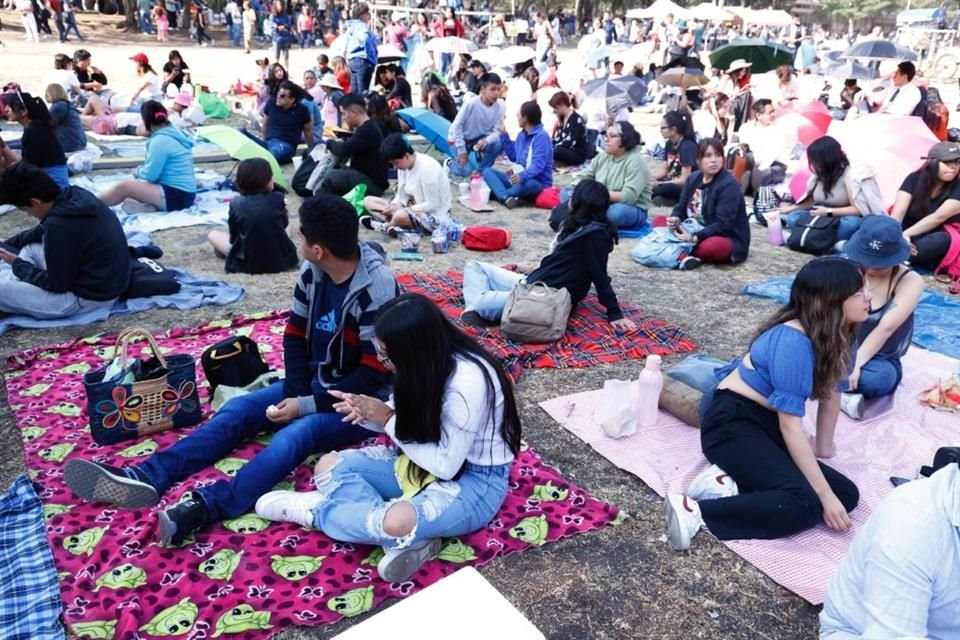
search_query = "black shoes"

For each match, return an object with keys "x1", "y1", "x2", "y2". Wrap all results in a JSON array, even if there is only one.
[
  {"x1": 158, "y1": 494, "x2": 211, "y2": 547},
  {"x1": 64, "y1": 459, "x2": 159, "y2": 508}
]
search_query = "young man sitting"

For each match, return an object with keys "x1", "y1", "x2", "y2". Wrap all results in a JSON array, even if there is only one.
[
  {"x1": 318, "y1": 93, "x2": 389, "y2": 197},
  {"x1": 63, "y1": 194, "x2": 400, "y2": 546},
  {"x1": 0, "y1": 162, "x2": 129, "y2": 319},
  {"x1": 447, "y1": 72, "x2": 506, "y2": 178},
  {"x1": 482, "y1": 100, "x2": 553, "y2": 208},
  {"x1": 253, "y1": 80, "x2": 314, "y2": 164},
  {"x1": 361, "y1": 133, "x2": 452, "y2": 235}
]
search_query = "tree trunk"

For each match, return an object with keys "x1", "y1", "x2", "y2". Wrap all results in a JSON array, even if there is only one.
[
  {"x1": 123, "y1": 0, "x2": 138, "y2": 30},
  {"x1": 181, "y1": 0, "x2": 193, "y2": 30}
]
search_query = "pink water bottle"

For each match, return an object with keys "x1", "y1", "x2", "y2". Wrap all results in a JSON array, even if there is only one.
[
  {"x1": 636, "y1": 355, "x2": 664, "y2": 429},
  {"x1": 766, "y1": 212, "x2": 784, "y2": 246},
  {"x1": 469, "y1": 171, "x2": 483, "y2": 209}
]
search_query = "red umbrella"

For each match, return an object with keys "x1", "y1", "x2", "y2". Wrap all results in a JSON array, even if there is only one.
[
  {"x1": 773, "y1": 101, "x2": 832, "y2": 147},
  {"x1": 781, "y1": 100, "x2": 833, "y2": 133}
]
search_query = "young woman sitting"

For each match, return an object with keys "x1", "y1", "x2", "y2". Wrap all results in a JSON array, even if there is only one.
[
  {"x1": 99, "y1": 101, "x2": 197, "y2": 212},
  {"x1": 549, "y1": 91, "x2": 588, "y2": 167},
  {"x1": 44, "y1": 84, "x2": 87, "y2": 154},
  {"x1": 839, "y1": 216, "x2": 922, "y2": 419},
  {"x1": 666, "y1": 138, "x2": 750, "y2": 270},
  {"x1": 126, "y1": 53, "x2": 164, "y2": 109},
  {"x1": 780, "y1": 135, "x2": 886, "y2": 244},
  {"x1": 650, "y1": 110, "x2": 698, "y2": 207},
  {"x1": 2, "y1": 91, "x2": 68, "y2": 188},
  {"x1": 891, "y1": 141, "x2": 960, "y2": 270},
  {"x1": 255, "y1": 293, "x2": 522, "y2": 583},
  {"x1": 361, "y1": 133, "x2": 451, "y2": 235},
  {"x1": 461, "y1": 179, "x2": 637, "y2": 334},
  {"x1": 208, "y1": 157, "x2": 297, "y2": 274},
  {"x1": 665, "y1": 256, "x2": 864, "y2": 550}
]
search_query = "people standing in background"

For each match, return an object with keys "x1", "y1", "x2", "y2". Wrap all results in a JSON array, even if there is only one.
[
  {"x1": 296, "y1": 5, "x2": 314, "y2": 49},
  {"x1": 153, "y1": 1, "x2": 168, "y2": 41},
  {"x1": 18, "y1": 0, "x2": 41, "y2": 44},
  {"x1": 242, "y1": 0, "x2": 256, "y2": 53},
  {"x1": 195, "y1": 0, "x2": 214, "y2": 47},
  {"x1": 62, "y1": 0, "x2": 84, "y2": 40},
  {"x1": 343, "y1": 2, "x2": 378, "y2": 94}
]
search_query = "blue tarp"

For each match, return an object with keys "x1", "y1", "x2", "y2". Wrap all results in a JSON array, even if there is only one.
[
  {"x1": 744, "y1": 276, "x2": 960, "y2": 361},
  {"x1": 896, "y1": 8, "x2": 947, "y2": 25}
]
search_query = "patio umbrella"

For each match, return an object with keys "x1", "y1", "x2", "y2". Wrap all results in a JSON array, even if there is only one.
[
  {"x1": 396, "y1": 107, "x2": 452, "y2": 156},
  {"x1": 425, "y1": 36, "x2": 477, "y2": 55},
  {"x1": 657, "y1": 67, "x2": 709, "y2": 88},
  {"x1": 824, "y1": 59, "x2": 878, "y2": 80},
  {"x1": 497, "y1": 45, "x2": 538, "y2": 65},
  {"x1": 377, "y1": 44, "x2": 406, "y2": 62},
  {"x1": 580, "y1": 76, "x2": 647, "y2": 115},
  {"x1": 709, "y1": 38, "x2": 793, "y2": 74},
  {"x1": 196, "y1": 125, "x2": 287, "y2": 189},
  {"x1": 841, "y1": 39, "x2": 917, "y2": 62},
  {"x1": 780, "y1": 100, "x2": 833, "y2": 134}
]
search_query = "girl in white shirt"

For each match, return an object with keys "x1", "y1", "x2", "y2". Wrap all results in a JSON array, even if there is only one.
[
  {"x1": 257, "y1": 293, "x2": 522, "y2": 583},
  {"x1": 128, "y1": 53, "x2": 164, "y2": 107}
]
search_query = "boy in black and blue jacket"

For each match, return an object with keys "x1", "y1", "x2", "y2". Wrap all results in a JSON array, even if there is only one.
[{"x1": 63, "y1": 194, "x2": 399, "y2": 546}]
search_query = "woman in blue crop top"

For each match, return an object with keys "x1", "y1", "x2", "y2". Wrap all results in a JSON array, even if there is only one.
[
  {"x1": 840, "y1": 216, "x2": 922, "y2": 420},
  {"x1": 664, "y1": 257, "x2": 868, "y2": 550}
]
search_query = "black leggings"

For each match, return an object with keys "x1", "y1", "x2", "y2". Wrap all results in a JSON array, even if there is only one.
[
  {"x1": 553, "y1": 146, "x2": 586, "y2": 167},
  {"x1": 698, "y1": 390, "x2": 859, "y2": 541},
  {"x1": 908, "y1": 230, "x2": 950, "y2": 270}
]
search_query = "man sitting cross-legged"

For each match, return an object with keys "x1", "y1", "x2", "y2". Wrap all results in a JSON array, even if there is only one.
[{"x1": 64, "y1": 194, "x2": 400, "y2": 546}]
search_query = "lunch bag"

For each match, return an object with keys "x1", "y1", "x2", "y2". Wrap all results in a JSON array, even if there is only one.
[{"x1": 200, "y1": 335, "x2": 271, "y2": 394}]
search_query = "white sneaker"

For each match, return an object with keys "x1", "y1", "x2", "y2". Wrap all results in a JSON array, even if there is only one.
[
  {"x1": 255, "y1": 490, "x2": 322, "y2": 528},
  {"x1": 377, "y1": 538, "x2": 443, "y2": 583},
  {"x1": 686, "y1": 464, "x2": 738, "y2": 502},
  {"x1": 664, "y1": 494, "x2": 703, "y2": 551},
  {"x1": 840, "y1": 392, "x2": 864, "y2": 420}
]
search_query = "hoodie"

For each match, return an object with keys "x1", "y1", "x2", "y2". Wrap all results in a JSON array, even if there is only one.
[
  {"x1": 135, "y1": 126, "x2": 197, "y2": 194},
  {"x1": 5, "y1": 186, "x2": 130, "y2": 301},
  {"x1": 282, "y1": 241, "x2": 400, "y2": 415},
  {"x1": 500, "y1": 123, "x2": 554, "y2": 187}
]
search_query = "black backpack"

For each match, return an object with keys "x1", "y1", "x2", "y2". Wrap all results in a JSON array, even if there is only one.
[{"x1": 200, "y1": 336, "x2": 270, "y2": 394}]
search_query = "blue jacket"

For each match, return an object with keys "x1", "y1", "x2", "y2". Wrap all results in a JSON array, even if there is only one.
[
  {"x1": 500, "y1": 124, "x2": 554, "y2": 187},
  {"x1": 344, "y1": 19, "x2": 378, "y2": 64},
  {"x1": 671, "y1": 169, "x2": 750, "y2": 263},
  {"x1": 136, "y1": 126, "x2": 196, "y2": 194},
  {"x1": 272, "y1": 13, "x2": 294, "y2": 44}
]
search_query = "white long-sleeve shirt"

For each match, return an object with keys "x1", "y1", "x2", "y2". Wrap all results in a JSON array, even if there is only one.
[
  {"x1": 879, "y1": 82, "x2": 922, "y2": 117},
  {"x1": 820, "y1": 463, "x2": 960, "y2": 640},
  {"x1": 367, "y1": 356, "x2": 514, "y2": 480},
  {"x1": 391, "y1": 152, "x2": 452, "y2": 219}
]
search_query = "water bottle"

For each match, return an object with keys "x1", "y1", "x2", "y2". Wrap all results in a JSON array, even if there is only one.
[
  {"x1": 636, "y1": 355, "x2": 664, "y2": 429},
  {"x1": 765, "y1": 212, "x2": 784, "y2": 246},
  {"x1": 469, "y1": 171, "x2": 483, "y2": 209}
]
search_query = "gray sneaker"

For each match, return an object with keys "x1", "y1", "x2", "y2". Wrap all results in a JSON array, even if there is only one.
[
  {"x1": 840, "y1": 392, "x2": 865, "y2": 420},
  {"x1": 377, "y1": 538, "x2": 443, "y2": 583},
  {"x1": 64, "y1": 459, "x2": 159, "y2": 508}
]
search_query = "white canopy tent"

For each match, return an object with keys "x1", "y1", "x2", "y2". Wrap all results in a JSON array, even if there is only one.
[
  {"x1": 625, "y1": 0, "x2": 692, "y2": 21},
  {"x1": 691, "y1": 2, "x2": 734, "y2": 22}
]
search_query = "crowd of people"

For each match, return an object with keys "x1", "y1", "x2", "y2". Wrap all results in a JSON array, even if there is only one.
[{"x1": 1, "y1": 5, "x2": 959, "y2": 636}]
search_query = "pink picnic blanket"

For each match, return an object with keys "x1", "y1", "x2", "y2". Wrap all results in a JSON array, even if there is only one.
[
  {"x1": 5, "y1": 311, "x2": 619, "y2": 639},
  {"x1": 540, "y1": 347, "x2": 960, "y2": 605}
]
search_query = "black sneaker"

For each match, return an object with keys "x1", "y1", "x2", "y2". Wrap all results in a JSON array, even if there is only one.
[
  {"x1": 504, "y1": 196, "x2": 522, "y2": 209},
  {"x1": 158, "y1": 494, "x2": 210, "y2": 547},
  {"x1": 679, "y1": 256, "x2": 703, "y2": 271},
  {"x1": 359, "y1": 215, "x2": 375, "y2": 230},
  {"x1": 64, "y1": 459, "x2": 159, "y2": 508}
]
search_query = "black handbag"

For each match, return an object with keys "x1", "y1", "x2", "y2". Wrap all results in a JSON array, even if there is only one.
[
  {"x1": 200, "y1": 336, "x2": 270, "y2": 395},
  {"x1": 786, "y1": 213, "x2": 841, "y2": 255}
]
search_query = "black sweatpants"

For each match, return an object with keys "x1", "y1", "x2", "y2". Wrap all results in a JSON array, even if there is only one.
[
  {"x1": 697, "y1": 390, "x2": 859, "y2": 540},
  {"x1": 553, "y1": 146, "x2": 586, "y2": 167},
  {"x1": 908, "y1": 230, "x2": 950, "y2": 270}
]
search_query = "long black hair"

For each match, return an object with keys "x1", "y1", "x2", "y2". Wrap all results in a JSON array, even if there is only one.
[
  {"x1": 5, "y1": 91, "x2": 56, "y2": 128},
  {"x1": 906, "y1": 157, "x2": 952, "y2": 222},
  {"x1": 807, "y1": 136, "x2": 849, "y2": 200},
  {"x1": 375, "y1": 294, "x2": 522, "y2": 481},
  {"x1": 560, "y1": 178, "x2": 617, "y2": 245},
  {"x1": 662, "y1": 109, "x2": 695, "y2": 141}
]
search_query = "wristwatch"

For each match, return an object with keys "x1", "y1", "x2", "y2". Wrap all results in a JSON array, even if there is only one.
[{"x1": 826, "y1": 208, "x2": 834, "y2": 217}]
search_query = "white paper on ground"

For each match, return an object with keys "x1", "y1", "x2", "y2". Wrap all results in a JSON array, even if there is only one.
[{"x1": 332, "y1": 567, "x2": 545, "y2": 640}]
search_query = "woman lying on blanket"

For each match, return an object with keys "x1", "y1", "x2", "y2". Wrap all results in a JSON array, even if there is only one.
[
  {"x1": 98, "y1": 101, "x2": 197, "y2": 212},
  {"x1": 256, "y1": 293, "x2": 523, "y2": 583},
  {"x1": 839, "y1": 216, "x2": 922, "y2": 420},
  {"x1": 664, "y1": 256, "x2": 864, "y2": 550},
  {"x1": 666, "y1": 137, "x2": 750, "y2": 270},
  {"x1": 460, "y1": 179, "x2": 637, "y2": 334}
]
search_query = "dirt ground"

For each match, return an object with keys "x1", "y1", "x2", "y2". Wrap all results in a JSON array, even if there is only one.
[{"x1": 1, "y1": 13, "x2": 957, "y2": 639}]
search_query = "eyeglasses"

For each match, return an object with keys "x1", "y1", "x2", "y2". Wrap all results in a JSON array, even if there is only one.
[{"x1": 373, "y1": 341, "x2": 392, "y2": 366}]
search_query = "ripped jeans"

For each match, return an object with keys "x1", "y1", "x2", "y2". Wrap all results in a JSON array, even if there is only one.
[{"x1": 311, "y1": 445, "x2": 512, "y2": 550}]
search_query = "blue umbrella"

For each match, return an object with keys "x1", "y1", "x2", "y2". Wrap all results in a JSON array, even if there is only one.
[
  {"x1": 842, "y1": 39, "x2": 917, "y2": 62},
  {"x1": 397, "y1": 108, "x2": 452, "y2": 156}
]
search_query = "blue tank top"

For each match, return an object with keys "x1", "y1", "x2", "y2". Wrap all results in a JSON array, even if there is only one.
[{"x1": 856, "y1": 268, "x2": 914, "y2": 360}]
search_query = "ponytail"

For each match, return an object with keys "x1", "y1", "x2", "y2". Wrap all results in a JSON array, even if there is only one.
[{"x1": 140, "y1": 100, "x2": 170, "y2": 131}]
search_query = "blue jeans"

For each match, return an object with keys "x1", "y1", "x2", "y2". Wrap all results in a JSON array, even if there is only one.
[
  {"x1": 482, "y1": 168, "x2": 543, "y2": 203},
  {"x1": 560, "y1": 186, "x2": 647, "y2": 229},
  {"x1": 242, "y1": 128, "x2": 296, "y2": 165},
  {"x1": 856, "y1": 356, "x2": 902, "y2": 399},
  {"x1": 348, "y1": 57, "x2": 374, "y2": 93},
  {"x1": 136, "y1": 382, "x2": 367, "y2": 521},
  {"x1": 462, "y1": 260, "x2": 524, "y2": 321},
  {"x1": 311, "y1": 445, "x2": 512, "y2": 550},
  {"x1": 786, "y1": 211, "x2": 863, "y2": 242},
  {"x1": 448, "y1": 138, "x2": 502, "y2": 178}
]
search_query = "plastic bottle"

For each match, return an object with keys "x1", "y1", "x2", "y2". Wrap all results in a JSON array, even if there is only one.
[
  {"x1": 765, "y1": 211, "x2": 784, "y2": 246},
  {"x1": 469, "y1": 171, "x2": 483, "y2": 209},
  {"x1": 636, "y1": 355, "x2": 664, "y2": 429}
]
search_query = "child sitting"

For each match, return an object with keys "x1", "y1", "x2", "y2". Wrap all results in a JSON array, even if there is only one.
[{"x1": 208, "y1": 158, "x2": 298, "y2": 274}]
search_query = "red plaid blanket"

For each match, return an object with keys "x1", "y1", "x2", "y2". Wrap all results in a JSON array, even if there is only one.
[{"x1": 398, "y1": 271, "x2": 697, "y2": 380}]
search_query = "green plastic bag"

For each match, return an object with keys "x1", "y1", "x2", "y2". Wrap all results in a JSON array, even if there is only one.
[
  {"x1": 342, "y1": 183, "x2": 367, "y2": 216},
  {"x1": 197, "y1": 91, "x2": 231, "y2": 120}
]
